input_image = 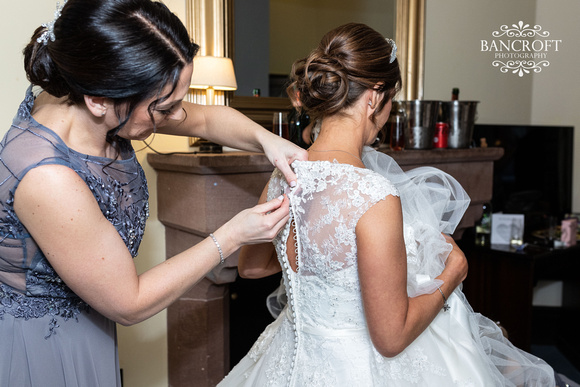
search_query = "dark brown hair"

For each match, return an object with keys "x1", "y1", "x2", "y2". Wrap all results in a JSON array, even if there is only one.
[
  {"x1": 287, "y1": 23, "x2": 401, "y2": 124},
  {"x1": 23, "y1": 0, "x2": 199, "y2": 147}
]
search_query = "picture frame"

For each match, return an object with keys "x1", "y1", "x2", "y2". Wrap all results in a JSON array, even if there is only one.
[{"x1": 491, "y1": 214, "x2": 525, "y2": 245}]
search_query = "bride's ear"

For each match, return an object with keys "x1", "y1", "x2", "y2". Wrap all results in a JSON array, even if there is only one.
[
  {"x1": 84, "y1": 95, "x2": 109, "y2": 118},
  {"x1": 367, "y1": 89, "x2": 382, "y2": 110}
]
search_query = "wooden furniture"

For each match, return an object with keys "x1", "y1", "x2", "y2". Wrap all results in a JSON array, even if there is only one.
[
  {"x1": 230, "y1": 96, "x2": 293, "y2": 132},
  {"x1": 148, "y1": 147, "x2": 503, "y2": 386},
  {"x1": 460, "y1": 241, "x2": 580, "y2": 353}
]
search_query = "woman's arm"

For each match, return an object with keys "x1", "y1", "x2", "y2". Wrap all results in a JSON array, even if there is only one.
[
  {"x1": 158, "y1": 102, "x2": 308, "y2": 185},
  {"x1": 237, "y1": 184, "x2": 282, "y2": 279},
  {"x1": 14, "y1": 165, "x2": 289, "y2": 326},
  {"x1": 356, "y1": 195, "x2": 467, "y2": 358}
]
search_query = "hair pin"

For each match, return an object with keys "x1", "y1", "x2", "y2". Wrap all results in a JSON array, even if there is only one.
[
  {"x1": 37, "y1": 0, "x2": 68, "y2": 45},
  {"x1": 386, "y1": 38, "x2": 397, "y2": 64}
]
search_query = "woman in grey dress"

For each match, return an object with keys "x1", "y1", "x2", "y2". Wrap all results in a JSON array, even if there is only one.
[{"x1": 0, "y1": 0, "x2": 306, "y2": 385}]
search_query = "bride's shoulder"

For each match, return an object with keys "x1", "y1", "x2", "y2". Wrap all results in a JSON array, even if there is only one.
[
  {"x1": 291, "y1": 160, "x2": 398, "y2": 196},
  {"x1": 356, "y1": 168, "x2": 399, "y2": 197}
]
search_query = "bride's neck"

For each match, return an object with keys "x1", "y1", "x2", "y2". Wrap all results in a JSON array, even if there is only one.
[
  {"x1": 313, "y1": 118, "x2": 364, "y2": 149},
  {"x1": 308, "y1": 120, "x2": 365, "y2": 165}
]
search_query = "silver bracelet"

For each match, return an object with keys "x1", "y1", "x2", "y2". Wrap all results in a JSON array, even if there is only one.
[
  {"x1": 437, "y1": 286, "x2": 450, "y2": 312},
  {"x1": 209, "y1": 233, "x2": 224, "y2": 265}
]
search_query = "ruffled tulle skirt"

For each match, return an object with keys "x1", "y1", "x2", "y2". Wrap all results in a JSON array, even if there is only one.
[
  {"x1": 219, "y1": 148, "x2": 555, "y2": 386},
  {"x1": 219, "y1": 287, "x2": 554, "y2": 386}
]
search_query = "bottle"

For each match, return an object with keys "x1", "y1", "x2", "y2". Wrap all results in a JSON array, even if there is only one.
[
  {"x1": 475, "y1": 202, "x2": 492, "y2": 247},
  {"x1": 288, "y1": 108, "x2": 310, "y2": 149},
  {"x1": 509, "y1": 218, "x2": 524, "y2": 247},
  {"x1": 253, "y1": 88, "x2": 261, "y2": 97},
  {"x1": 433, "y1": 122, "x2": 449, "y2": 148},
  {"x1": 388, "y1": 101, "x2": 406, "y2": 151},
  {"x1": 434, "y1": 100, "x2": 449, "y2": 149},
  {"x1": 272, "y1": 112, "x2": 289, "y2": 140},
  {"x1": 452, "y1": 88, "x2": 459, "y2": 101}
]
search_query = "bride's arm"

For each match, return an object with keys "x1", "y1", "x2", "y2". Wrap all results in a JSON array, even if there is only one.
[
  {"x1": 356, "y1": 195, "x2": 467, "y2": 358},
  {"x1": 238, "y1": 184, "x2": 283, "y2": 279}
]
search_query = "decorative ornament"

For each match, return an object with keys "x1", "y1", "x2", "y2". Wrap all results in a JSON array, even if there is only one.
[
  {"x1": 386, "y1": 38, "x2": 397, "y2": 64},
  {"x1": 37, "y1": 0, "x2": 68, "y2": 45}
]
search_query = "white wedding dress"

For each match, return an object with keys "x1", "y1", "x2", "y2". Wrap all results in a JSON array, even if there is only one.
[{"x1": 218, "y1": 148, "x2": 555, "y2": 386}]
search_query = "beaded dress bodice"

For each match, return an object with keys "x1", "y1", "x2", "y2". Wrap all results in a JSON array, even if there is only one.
[
  {"x1": 279, "y1": 161, "x2": 398, "y2": 330},
  {"x1": 0, "y1": 88, "x2": 149, "y2": 335},
  {"x1": 248, "y1": 161, "x2": 398, "y2": 384}
]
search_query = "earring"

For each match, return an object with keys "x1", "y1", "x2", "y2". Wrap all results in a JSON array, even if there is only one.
[{"x1": 101, "y1": 110, "x2": 106, "y2": 117}]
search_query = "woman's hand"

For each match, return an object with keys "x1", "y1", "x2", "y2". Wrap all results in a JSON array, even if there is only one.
[
  {"x1": 218, "y1": 194, "x2": 290, "y2": 249},
  {"x1": 260, "y1": 134, "x2": 308, "y2": 186},
  {"x1": 237, "y1": 183, "x2": 284, "y2": 279}
]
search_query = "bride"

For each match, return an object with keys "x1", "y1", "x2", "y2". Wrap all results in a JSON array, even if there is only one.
[{"x1": 218, "y1": 23, "x2": 555, "y2": 386}]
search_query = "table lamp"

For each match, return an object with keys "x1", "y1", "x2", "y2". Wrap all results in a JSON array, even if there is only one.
[{"x1": 190, "y1": 56, "x2": 238, "y2": 152}]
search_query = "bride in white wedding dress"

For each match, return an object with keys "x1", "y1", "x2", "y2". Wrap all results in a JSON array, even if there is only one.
[{"x1": 218, "y1": 23, "x2": 555, "y2": 387}]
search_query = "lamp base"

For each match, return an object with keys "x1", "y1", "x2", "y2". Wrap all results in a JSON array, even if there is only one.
[{"x1": 191, "y1": 138, "x2": 223, "y2": 153}]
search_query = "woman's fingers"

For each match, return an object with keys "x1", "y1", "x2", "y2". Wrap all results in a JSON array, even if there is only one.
[
  {"x1": 255, "y1": 194, "x2": 286, "y2": 215},
  {"x1": 230, "y1": 195, "x2": 290, "y2": 245},
  {"x1": 263, "y1": 136, "x2": 308, "y2": 186}
]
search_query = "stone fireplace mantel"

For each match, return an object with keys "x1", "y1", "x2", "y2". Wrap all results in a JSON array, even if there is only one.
[{"x1": 148, "y1": 146, "x2": 503, "y2": 386}]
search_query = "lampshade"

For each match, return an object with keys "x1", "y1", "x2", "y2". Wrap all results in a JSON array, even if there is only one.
[{"x1": 190, "y1": 56, "x2": 237, "y2": 91}]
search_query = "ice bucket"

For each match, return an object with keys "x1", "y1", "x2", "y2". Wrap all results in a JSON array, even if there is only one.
[
  {"x1": 440, "y1": 101, "x2": 479, "y2": 149},
  {"x1": 402, "y1": 100, "x2": 440, "y2": 149}
]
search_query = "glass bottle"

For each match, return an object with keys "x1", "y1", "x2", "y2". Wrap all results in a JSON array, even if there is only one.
[
  {"x1": 388, "y1": 101, "x2": 406, "y2": 151},
  {"x1": 475, "y1": 202, "x2": 492, "y2": 247},
  {"x1": 452, "y1": 87, "x2": 459, "y2": 101}
]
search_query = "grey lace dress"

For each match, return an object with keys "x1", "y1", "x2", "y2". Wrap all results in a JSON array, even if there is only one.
[{"x1": 0, "y1": 88, "x2": 149, "y2": 386}]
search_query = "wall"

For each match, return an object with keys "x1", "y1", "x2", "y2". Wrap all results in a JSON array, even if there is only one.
[
  {"x1": 234, "y1": 0, "x2": 396, "y2": 97},
  {"x1": 424, "y1": 0, "x2": 579, "y2": 214},
  {"x1": 424, "y1": 0, "x2": 536, "y2": 123},
  {"x1": 269, "y1": 0, "x2": 395, "y2": 76},
  {"x1": 234, "y1": 0, "x2": 270, "y2": 96},
  {"x1": 1, "y1": 1, "x2": 54, "y2": 129},
  {"x1": 532, "y1": 0, "x2": 580, "y2": 213}
]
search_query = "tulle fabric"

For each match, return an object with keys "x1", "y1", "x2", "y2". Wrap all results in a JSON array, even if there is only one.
[
  {"x1": 360, "y1": 146, "x2": 555, "y2": 386},
  {"x1": 361, "y1": 146, "x2": 470, "y2": 297}
]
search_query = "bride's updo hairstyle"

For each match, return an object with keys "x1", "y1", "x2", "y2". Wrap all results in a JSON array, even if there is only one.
[
  {"x1": 23, "y1": 0, "x2": 198, "y2": 137},
  {"x1": 288, "y1": 23, "x2": 401, "y2": 124}
]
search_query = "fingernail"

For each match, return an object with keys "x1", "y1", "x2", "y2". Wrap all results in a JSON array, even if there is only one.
[
  {"x1": 290, "y1": 181, "x2": 297, "y2": 188},
  {"x1": 278, "y1": 195, "x2": 284, "y2": 201}
]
